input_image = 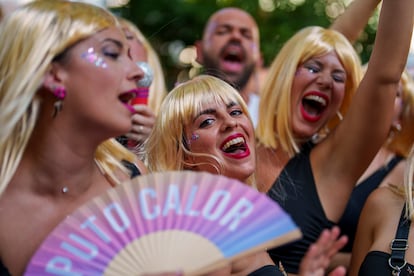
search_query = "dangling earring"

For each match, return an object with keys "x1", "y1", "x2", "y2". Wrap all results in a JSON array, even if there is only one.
[
  {"x1": 392, "y1": 122, "x2": 402, "y2": 132},
  {"x1": 52, "y1": 86, "x2": 66, "y2": 118},
  {"x1": 386, "y1": 122, "x2": 402, "y2": 145},
  {"x1": 336, "y1": 111, "x2": 344, "y2": 121}
]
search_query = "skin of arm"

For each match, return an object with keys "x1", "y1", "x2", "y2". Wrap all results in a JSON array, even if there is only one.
[
  {"x1": 346, "y1": 188, "x2": 379, "y2": 276},
  {"x1": 330, "y1": 0, "x2": 381, "y2": 44},
  {"x1": 311, "y1": 0, "x2": 414, "y2": 223},
  {"x1": 346, "y1": 186, "x2": 406, "y2": 276}
]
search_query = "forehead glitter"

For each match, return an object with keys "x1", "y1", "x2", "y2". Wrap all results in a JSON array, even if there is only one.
[{"x1": 81, "y1": 47, "x2": 108, "y2": 69}]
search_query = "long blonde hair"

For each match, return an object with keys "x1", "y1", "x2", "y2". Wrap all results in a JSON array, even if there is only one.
[
  {"x1": 145, "y1": 75, "x2": 256, "y2": 186},
  {"x1": 256, "y1": 26, "x2": 362, "y2": 157},
  {"x1": 404, "y1": 145, "x2": 414, "y2": 220},
  {"x1": 381, "y1": 70, "x2": 414, "y2": 220},
  {"x1": 388, "y1": 70, "x2": 414, "y2": 157},
  {"x1": 0, "y1": 0, "x2": 136, "y2": 195}
]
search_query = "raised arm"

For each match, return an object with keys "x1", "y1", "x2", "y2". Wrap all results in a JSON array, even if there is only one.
[
  {"x1": 330, "y1": 0, "x2": 381, "y2": 44},
  {"x1": 314, "y1": 0, "x2": 414, "y2": 221}
]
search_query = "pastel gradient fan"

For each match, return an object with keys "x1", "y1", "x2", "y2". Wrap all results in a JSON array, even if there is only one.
[{"x1": 25, "y1": 171, "x2": 301, "y2": 275}]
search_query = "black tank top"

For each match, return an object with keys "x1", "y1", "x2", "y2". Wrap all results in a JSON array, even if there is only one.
[
  {"x1": 0, "y1": 261, "x2": 10, "y2": 276},
  {"x1": 338, "y1": 155, "x2": 403, "y2": 252},
  {"x1": 359, "y1": 251, "x2": 414, "y2": 275},
  {"x1": 266, "y1": 142, "x2": 335, "y2": 274},
  {"x1": 359, "y1": 206, "x2": 413, "y2": 275}
]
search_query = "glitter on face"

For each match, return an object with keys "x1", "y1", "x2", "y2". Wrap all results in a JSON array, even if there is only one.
[
  {"x1": 81, "y1": 47, "x2": 108, "y2": 68},
  {"x1": 191, "y1": 133, "x2": 200, "y2": 141}
]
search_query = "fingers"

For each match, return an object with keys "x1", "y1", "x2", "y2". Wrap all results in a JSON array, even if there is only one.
[
  {"x1": 298, "y1": 227, "x2": 348, "y2": 276},
  {"x1": 127, "y1": 105, "x2": 156, "y2": 145},
  {"x1": 324, "y1": 227, "x2": 348, "y2": 258},
  {"x1": 131, "y1": 107, "x2": 155, "y2": 127},
  {"x1": 327, "y1": 266, "x2": 346, "y2": 276},
  {"x1": 133, "y1": 104, "x2": 156, "y2": 117},
  {"x1": 129, "y1": 124, "x2": 152, "y2": 137},
  {"x1": 313, "y1": 227, "x2": 347, "y2": 258},
  {"x1": 126, "y1": 123, "x2": 152, "y2": 145}
]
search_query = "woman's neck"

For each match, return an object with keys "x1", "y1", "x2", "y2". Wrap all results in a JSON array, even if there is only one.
[
  {"x1": 19, "y1": 151, "x2": 101, "y2": 197},
  {"x1": 18, "y1": 125, "x2": 105, "y2": 197}
]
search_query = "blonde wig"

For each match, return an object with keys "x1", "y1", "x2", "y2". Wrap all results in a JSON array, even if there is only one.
[
  {"x1": 256, "y1": 26, "x2": 362, "y2": 157},
  {"x1": 387, "y1": 70, "x2": 414, "y2": 158},
  {"x1": 145, "y1": 75, "x2": 256, "y2": 186},
  {"x1": 119, "y1": 18, "x2": 167, "y2": 115},
  {"x1": 404, "y1": 145, "x2": 414, "y2": 220},
  {"x1": 0, "y1": 0, "x2": 136, "y2": 195}
]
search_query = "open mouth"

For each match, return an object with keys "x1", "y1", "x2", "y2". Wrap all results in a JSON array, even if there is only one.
[
  {"x1": 224, "y1": 50, "x2": 242, "y2": 63},
  {"x1": 301, "y1": 93, "x2": 328, "y2": 122},
  {"x1": 119, "y1": 90, "x2": 138, "y2": 113},
  {"x1": 221, "y1": 45, "x2": 244, "y2": 72},
  {"x1": 221, "y1": 136, "x2": 247, "y2": 154},
  {"x1": 119, "y1": 92, "x2": 136, "y2": 104}
]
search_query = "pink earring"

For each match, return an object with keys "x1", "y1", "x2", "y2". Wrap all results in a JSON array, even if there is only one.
[
  {"x1": 52, "y1": 87, "x2": 66, "y2": 118},
  {"x1": 191, "y1": 133, "x2": 199, "y2": 141},
  {"x1": 52, "y1": 87, "x2": 66, "y2": 100}
]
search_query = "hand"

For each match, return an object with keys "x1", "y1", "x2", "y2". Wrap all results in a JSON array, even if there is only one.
[
  {"x1": 298, "y1": 226, "x2": 348, "y2": 276},
  {"x1": 126, "y1": 104, "x2": 156, "y2": 146}
]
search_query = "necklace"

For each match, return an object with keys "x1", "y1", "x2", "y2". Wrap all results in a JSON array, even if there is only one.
[{"x1": 59, "y1": 159, "x2": 103, "y2": 195}]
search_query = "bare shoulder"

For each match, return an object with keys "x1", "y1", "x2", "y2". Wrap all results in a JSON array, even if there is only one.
[
  {"x1": 364, "y1": 186, "x2": 402, "y2": 214},
  {"x1": 380, "y1": 158, "x2": 406, "y2": 188},
  {"x1": 363, "y1": 186, "x2": 404, "y2": 235}
]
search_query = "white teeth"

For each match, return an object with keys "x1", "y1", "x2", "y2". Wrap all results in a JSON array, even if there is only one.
[
  {"x1": 304, "y1": 95, "x2": 327, "y2": 106},
  {"x1": 222, "y1": 137, "x2": 245, "y2": 151}
]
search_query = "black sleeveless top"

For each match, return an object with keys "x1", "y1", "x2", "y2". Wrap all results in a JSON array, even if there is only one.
[
  {"x1": 359, "y1": 251, "x2": 414, "y2": 275},
  {"x1": 359, "y1": 206, "x2": 413, "y2": 275},
  {"x1": 121, "y1": 159, "x2": 141, "y2": 178},
  {"x1": 338, "y1": 155, "x2": 403, "y2": 252},
  {"x1": 266, "y1": 142, "x2": 335, "y2": 274},
  {"x1": 0, "y1": 261, "x2": 10, "y2": 276}
]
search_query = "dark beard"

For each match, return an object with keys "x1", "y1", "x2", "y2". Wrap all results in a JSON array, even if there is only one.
[{"x1": 201, "y1": 54, "x2": 255, "y2": 93}]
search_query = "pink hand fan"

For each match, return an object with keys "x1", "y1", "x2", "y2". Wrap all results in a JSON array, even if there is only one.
[{"x1": 25, "y1": 171, "x2": 301, "y2": 275}]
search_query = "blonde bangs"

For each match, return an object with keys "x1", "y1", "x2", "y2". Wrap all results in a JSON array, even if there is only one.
[
  {"x1": 145, "y1": 76, "x2": 251, "y2": 173},
  {"x1": 171, "y1": 76, "x2": 251, "y2": 127},
  {"x1": 30, "y1": 0, "x2": 117, "y2": 56},
  {"x1": 257, "y1": 26, "x2": 361, "y2": 155},
  {"x1": 295, "y1": 27, "x2": 362, "y2": 133}
]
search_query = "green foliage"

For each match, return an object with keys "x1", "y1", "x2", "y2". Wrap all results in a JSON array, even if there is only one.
[{"x1": 116, "y1": 0, "x2": 378, "y2": 89}]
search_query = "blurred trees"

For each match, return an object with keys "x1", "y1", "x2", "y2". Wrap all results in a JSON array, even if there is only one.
[{"x1": 114, "y1": 0, "x2": 379, "y2": 89}]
